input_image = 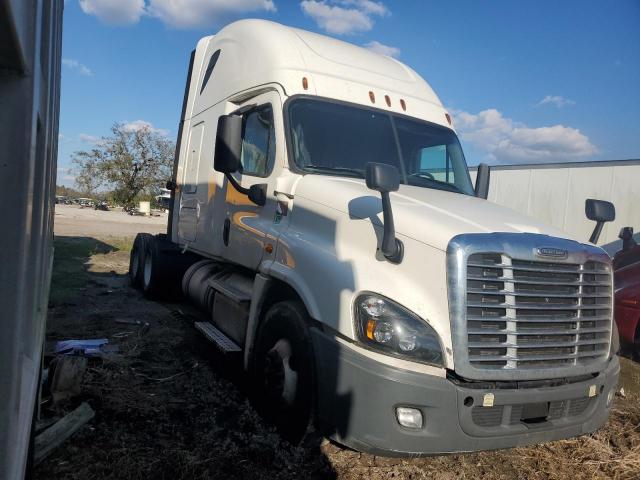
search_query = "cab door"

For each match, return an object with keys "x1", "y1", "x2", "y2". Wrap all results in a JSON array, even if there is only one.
[{"x1": 220, "y1": 91, "x2": 283, "y2": 270}]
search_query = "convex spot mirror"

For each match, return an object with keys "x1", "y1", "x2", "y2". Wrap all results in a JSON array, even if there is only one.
[
  {"x1": 365, "y1": 162, "x2": 400, "y2": 193},
  {"x1": 214, "y1": 114, "x2": 242, "y2": 174},
  {"x1": 585, "y1": 198, "x2": 615, "y2": 223},
  {"x1": 585, "y1": 198, "x2": 615, "y2": 244}
]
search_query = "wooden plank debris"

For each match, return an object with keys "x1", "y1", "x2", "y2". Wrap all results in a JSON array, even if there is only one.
[{"x1": 34, "y1": 402, "x2": 95, "y2": 465}]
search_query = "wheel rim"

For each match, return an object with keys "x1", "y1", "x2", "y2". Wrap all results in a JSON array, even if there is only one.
[
  {"x1": 143, "y1": 253, "x2": 152, "y2": 288},
  {"x1": 131, "y1": 249, "x2": 139, "y2": 278},
  {"x1": 264, "y1": 339, "x2": 297, "y2": 407}
]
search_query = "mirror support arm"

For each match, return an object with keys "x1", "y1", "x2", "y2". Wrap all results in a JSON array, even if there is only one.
[
  {"x1": 589, "y1": 222, "x2": 605, "y2": 244},
  {"x1": 225, "y1": 173, "x2": 266, "y2": 206},
  {"x1": 379, "y1": 191, "x2": 403, "y2": 263},
  {"x1": 225, "y1": 172, "x2": 249, "y2": 195}
]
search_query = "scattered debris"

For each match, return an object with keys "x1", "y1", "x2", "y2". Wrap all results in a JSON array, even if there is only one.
[
  {"x1": 131, "y1": 362, "x2": 200, "y2": 382},
  {"x1": 35, "y1": 418, "x2": 58, "y2": 435},
  {"x1": 49, "y1": 355, "x2": 88, "y2": 402},
  {"x1": 618, "y1": 387, "x2": 627, "y2": 398},
  {"x1": 34, "y1": 402, "x2": 95, "y2": 465},
  {"x1": 114, "y1": 318, "x2": 150, "y2": 335},
  {"x1": 55, "y1": 339, "x2": 109, "y2": 357}
]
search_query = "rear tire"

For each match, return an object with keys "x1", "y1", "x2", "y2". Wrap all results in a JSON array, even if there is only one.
[
  {"x1": 141, "y1": 235, "x2": 168, "y2": 299},
  {"x1": 253, "y1": 301, "x2": 315, "y2": 443},
  {"x1": 129, "y1": 233, "x2": 152, "y2": 288},
  {"x1": 141, "y1": 234, "x2": 200, "y2": 299}
]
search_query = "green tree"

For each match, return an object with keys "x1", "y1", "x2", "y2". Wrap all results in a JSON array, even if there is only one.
[{"x1": 72, "y1": 123, "x2": 174, "y2": 206}]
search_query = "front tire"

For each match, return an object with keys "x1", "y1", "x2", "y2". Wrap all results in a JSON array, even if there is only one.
[{"x1": 253, "y1": 301, "x2": 315, "y2": 443}]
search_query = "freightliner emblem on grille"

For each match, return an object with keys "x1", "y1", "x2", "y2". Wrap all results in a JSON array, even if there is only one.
[{"x1": 536, "y1": 247, "x2": 568, "y2": 258}]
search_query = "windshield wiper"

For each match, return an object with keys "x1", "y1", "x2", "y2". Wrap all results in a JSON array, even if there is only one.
[
  {"x1": 304, "y1": 165, "x2": 365, "y2": 178},
  {"x1": 407, "y1": 174, "x2": 464, "y2": 194}
]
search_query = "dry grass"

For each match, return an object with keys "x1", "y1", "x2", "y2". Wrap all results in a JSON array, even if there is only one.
[{"x1": 37, "y1": 237, "x2": 640, "y2": 480}]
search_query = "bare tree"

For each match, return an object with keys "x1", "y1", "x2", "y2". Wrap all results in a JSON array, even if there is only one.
[{"x1": 72, "y1": 123, "x2": 174, "y2": 206}]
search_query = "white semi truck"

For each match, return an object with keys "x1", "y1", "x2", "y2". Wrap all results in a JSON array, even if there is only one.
[{"x1": 129, "y1": 19, "x2": 619, "y2": 456}]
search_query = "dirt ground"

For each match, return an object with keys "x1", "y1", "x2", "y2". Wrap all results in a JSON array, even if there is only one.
[{"x1": 37, "y1": 231, "x2": 640, "y2": 479}]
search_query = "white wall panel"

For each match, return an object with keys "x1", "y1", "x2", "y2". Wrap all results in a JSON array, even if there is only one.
[{"x1": 468, "y1": 161, "x2": 640, "y2": 252}]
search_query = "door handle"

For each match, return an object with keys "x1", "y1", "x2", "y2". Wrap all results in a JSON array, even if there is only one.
[{"x1": 223, "y1": 217, "x2": 231, "y2": 246}]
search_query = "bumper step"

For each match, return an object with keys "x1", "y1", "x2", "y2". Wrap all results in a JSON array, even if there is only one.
[{"x1": 194, "y1": 321, "x2": 242, "y2": 353}]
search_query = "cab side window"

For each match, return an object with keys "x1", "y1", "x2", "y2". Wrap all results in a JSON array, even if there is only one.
[
  {"x1": 240, "y1": 105, "x2": 275, "y2": 177},
  {"x1": 418, "y1": 145, "x2": 455, "y2": 182}
]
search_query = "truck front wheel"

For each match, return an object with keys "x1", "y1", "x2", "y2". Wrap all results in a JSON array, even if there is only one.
[{"x1": 253, "y1": 301, "x2": 315, "y2": 443}]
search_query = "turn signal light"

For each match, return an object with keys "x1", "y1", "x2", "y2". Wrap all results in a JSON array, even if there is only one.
[{"x1": 366, "y1": 319, "x2": 376, "y2": 340}]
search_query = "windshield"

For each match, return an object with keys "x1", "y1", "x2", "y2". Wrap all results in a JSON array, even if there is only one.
[{"x1": 287, "y1": 98, "x2": 475, "y2": 196}]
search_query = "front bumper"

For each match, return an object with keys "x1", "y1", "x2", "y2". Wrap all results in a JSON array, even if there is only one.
[{"x1": 311, "y1": 329, "x2": 619, "y2": 457}]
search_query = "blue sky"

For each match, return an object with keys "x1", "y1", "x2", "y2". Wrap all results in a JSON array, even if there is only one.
[{"x1": 58, "y1": 0, "x2": 640, "y2": 186}]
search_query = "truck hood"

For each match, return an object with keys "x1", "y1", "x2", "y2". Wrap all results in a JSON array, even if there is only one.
[{"x1": 294, "y1": 175, "x2": 579, "y2": 252}]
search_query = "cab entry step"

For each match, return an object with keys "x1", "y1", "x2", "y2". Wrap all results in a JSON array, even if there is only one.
[{"x1": 194, "y1": 321, "x2": 242, "y2": 353}]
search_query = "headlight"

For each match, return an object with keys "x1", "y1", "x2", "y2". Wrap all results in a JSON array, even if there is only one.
[{"x1": 354, "y1": 294, "x2": 443, "y2": 367}]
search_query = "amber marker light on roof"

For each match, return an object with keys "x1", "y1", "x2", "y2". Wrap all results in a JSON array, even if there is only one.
[
  {"x1": 369, "y1": 91, "x2": 375, "y2": 103},
  {"x1": 445, "y1": 112, "x2": 452, "y2": 125},
  {"x1": 385, "y1": 95, "x2": 391, "y2": 107},
  {"x1": 302, "y1": 77, "x2": 308, "y2": 90},
  {"x1": 400, "y1": 99, "x2": 406, "y2": 111}
]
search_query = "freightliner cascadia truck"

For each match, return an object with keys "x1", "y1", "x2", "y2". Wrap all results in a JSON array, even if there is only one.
[{"x1": 129, "y1": 19, "x2": 619, "y2": 456}]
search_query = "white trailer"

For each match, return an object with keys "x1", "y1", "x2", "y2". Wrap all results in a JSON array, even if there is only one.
[
  {"x1": 0, "y1": 0, "x2": 64, "y2": 477},
  {"x1": 130, "y1": 19, "x2": 619, "y2": 455}
]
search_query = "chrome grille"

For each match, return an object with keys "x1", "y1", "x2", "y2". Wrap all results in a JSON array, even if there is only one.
[
  {"x1": 466, "y1": 253, "x2": 611, "y2": 370},
  {"x1": 447, "y1": 233, "x2": 613, "y2": 381}
]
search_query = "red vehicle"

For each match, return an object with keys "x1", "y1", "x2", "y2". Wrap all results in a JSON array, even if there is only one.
[{"x1": 613, "y1": 227, "x2": 640, "y2": 354}]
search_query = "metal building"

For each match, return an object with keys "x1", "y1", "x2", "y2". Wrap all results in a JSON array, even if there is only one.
[
  {"x1": 0, "y1": 1, "x2": 64, "y2": 478},
  {"x1": 470, "y1": 159, "x2": 640, "y2": 254}
]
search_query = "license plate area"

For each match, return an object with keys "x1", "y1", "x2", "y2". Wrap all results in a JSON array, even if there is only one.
[{"x1": 521, "y1": 402, "x2": 549, "y2": 424}]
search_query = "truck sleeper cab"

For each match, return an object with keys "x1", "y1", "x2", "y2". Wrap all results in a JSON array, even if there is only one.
[{"x1": 129, "y1": 19, "x2": 619, "y2": 456}]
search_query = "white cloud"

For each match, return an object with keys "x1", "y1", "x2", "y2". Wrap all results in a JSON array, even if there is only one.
[
  {"x1": 78, "y1": 133, "x2": 102, "y2": 144},
  {"x1": 341, "y1": 0, "x2": 387, "y2": 16},
  {"x1": 57, "y1": 167, "x2": 75, "y2": 183},
  {"x1": 62, "y1": 58, "x2": 94, "y2": 76},
  {"x1": 453, "y1": 108, "x2": 598, "y2": 163},
  {"x1": 146, "y1": 0, "x2": 276, "y2": 29},
  {"x1": 536, "y1": 95, "x2": 575, "y2": 108},
  {"x1": 363, "y1": 40, "x2": 399, "y2": 57},
  {"x1": 122, "y1": 120, "x2": 170, "y2": 137},
  {"x1": 301, "y1": 0, "x2": 388, "y2": 35},
  {"x1": 79, "y1": 0, "x2": 145, "y2": 25}
]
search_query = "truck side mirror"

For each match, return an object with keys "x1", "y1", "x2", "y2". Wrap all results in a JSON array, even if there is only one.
[
  {"x1": 365, "y1": 162, "x2": 403, "y2": 263},
  {"x1": 475, "y1": 163, "x2": 490, "y2": 199},
  {"x1": 585, "y1": 198, "x2": 615, "y2": 244},
  {"x1": 213, "y1": 114, "x2": 266, "y2": 206},
  {"x1": 214, "y1": 114, "x2": 242, "y2": 174}
]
